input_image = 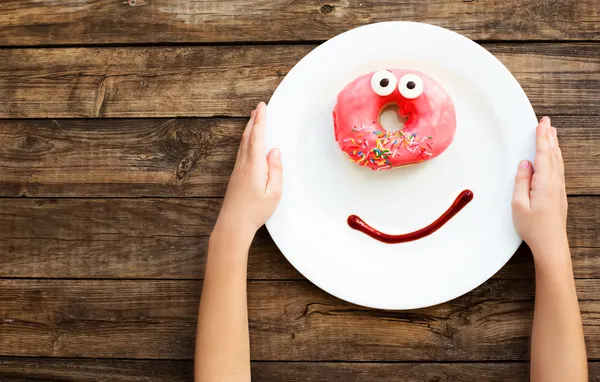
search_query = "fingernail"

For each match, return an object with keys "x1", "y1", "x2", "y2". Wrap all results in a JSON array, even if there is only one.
[
  {"x1": 541, "y1": 116, "x2": 550, "y2": 124},
  {"x1": 258, "y1": 101, "x2": 266, "y2": 110},
  {"x1": 519, "y1": 160, "x2": 530, "y2": 169},
  {"x1": 552, "y1": 126, "x2": 557, "y2": 137}
]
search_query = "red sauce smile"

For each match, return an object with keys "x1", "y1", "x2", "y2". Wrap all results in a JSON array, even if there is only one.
[{"x1": 348, "y1": 189, "x2": 474, "y2": 244}]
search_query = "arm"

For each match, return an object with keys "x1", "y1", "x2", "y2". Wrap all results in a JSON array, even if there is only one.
[
  {"x1": 195, "y1": 102, "x2": 282, "y2": 381},
  {"x1": 512, "y1": 117, "x2": 587, "y2": 382}
]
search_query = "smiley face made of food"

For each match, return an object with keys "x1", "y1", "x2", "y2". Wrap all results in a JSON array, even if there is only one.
[
  {"x1": 333, "y1": 69, "x2": 456, "y2": 170},
  {"x1": 334, "y1": 70, "x2": 470, "y2": 243}
]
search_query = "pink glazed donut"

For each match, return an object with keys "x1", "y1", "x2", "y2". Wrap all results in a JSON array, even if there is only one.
[{"x1": 333, "y1": 69, "x2": 456, "y2": 170}]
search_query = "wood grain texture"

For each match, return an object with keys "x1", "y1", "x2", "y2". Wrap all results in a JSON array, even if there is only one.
[
  {"x1": 0, "y1": 358, "x2": 192, "y2": 382},
  {"x1": 2, "y1": 360, "x2": 599, "y2": 381},
  {"x1": 1, "y1": 360, "x2": 599, "y2": 382},
  {"x1": 0, "y1": 228, "x2": 302, "y2": 280},
  {"x1": 0, "y1": 360, "x2": 537, "y2": 382},
  {"x1": 250, "y1": 362, "x2": 600, "y2": 382},
  {"x1": 0, "y1": 198, "x2": 597, "y2": 280},
  {"x1": 0, "y1": 44, "x2": 598, "y2": 118},
  {"x1": 0, "y1": 116, "x2": 597, "y2": 197},
  {"x1": 0, "y1": 119, "x2": 241, "y2": 197},
  {"x1": 0, "y1": 229, "x2": 598, "y2": 280},
  {"x1": 0, "y1": 359, "x2": 545, "y2": 382},
  {"x1": 0, "y1": 46, "x2": 302, "y2": 118},
  {"x1": 0, "y1": 0, "x2": 598, "y2": 46},
  {"x1": 0, "y1": 1, "x2": 597, "y2": 379},
  {"x1": 0, "y1": 279, "x2": 600, "y2": 361}
]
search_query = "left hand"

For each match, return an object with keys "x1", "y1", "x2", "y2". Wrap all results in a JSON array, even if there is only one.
[{"x1": 215, "y1": 102, "x2": 283, "y2": 236}]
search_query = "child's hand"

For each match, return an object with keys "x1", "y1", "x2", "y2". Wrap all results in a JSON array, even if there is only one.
[
  {"x1": 215, "y1": 102, "x2": 283, "y2": 238},
  {"x1": 512, "y1": 116, "x2": 569, "y2": 263}
]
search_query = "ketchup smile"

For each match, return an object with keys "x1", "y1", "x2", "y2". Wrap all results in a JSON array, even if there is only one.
[{"x1": 348, "y1": 190, "x2": 474, "y2": 244}]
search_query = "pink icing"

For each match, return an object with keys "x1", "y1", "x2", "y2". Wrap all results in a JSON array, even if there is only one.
[{"x1": 333, "y1": 69, "x2": 456, "y2": 170}]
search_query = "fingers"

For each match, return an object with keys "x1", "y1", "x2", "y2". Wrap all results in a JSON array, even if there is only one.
[
  {"x1": 265, "y1": 148, "x2": 283, "y2": 199},
  {"x1": 553, "y1": 126, "x2": 566, "y2": 182},
  {"x1": 512, "y1": 160, "x2": 533, "y2": 211},
  {"x1": 534, "y1": 117, "x2": 552, "y2": 174},
  {"x1": 238, "y1": 108, "x2": 257, "y2": 161},
  {"x1": 546, "y1": 119, "x2": 560, "y2": 171},
  {"x1": 550, "y1": 125, "x2": 559, "y2": 148},
  {"x1": 249, "y1": 102, "x2": 267, "y2": 157}
]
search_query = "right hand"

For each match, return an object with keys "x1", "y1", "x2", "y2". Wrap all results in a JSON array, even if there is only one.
[
  {"x1": 215, "y1": 102, "x2": 283, "y2": 238},
  {"x1": 511, "y1": 116, "x2": 569, "y2": 262}
]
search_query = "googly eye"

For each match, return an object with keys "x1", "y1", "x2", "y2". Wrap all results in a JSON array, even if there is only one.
[
  {"x1": 370, "y1": 70, "x2": 397, "y2": 97},
  {"x1": 398, "y1": 74, "x2": 424, "y2": 99}
]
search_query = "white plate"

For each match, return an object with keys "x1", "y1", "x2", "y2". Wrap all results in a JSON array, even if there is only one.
[{"x1": 265, "y1": 22, "x2": 536, "y2": 310}]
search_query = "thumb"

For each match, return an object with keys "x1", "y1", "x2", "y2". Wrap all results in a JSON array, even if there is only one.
[
  {"x1": 512, "y1": 160, "x2": 533, "y2": 211},
  {"x1": 266, "y1": 148, "x2": 283, "y2": 199}
]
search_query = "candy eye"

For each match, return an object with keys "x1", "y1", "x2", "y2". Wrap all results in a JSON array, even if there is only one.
[
  {"x1": 398, "y1": 74, "x2": 424, "y2": 99},
  {"x1": 370, "y1": 70, "x2": 397, "y2": 96}
]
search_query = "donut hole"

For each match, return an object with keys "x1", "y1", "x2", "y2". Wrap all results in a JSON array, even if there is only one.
[{"x1": 378, "y1": 103, "x2": 408, "y2": 132}]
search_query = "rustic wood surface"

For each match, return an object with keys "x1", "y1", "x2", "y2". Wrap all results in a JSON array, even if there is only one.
[
  {"x1": 0, "y1": 116, "x2": 597, "y2": 197},
  {"x1": 1, "y1": 278, "x2": 600, "y2": 361},
  {"x1": 0, "y1": 198, "x2": 598, "y2": 280},
  {"x1": 2, "y1": 360, "x2": 600, "y2": 382},
  {"x1": 0, "y1": 44, "x2": 599, "y2": 118},
  {"x1": 0, "y1": 358, "x2": 193, "y2": 382},
  {"x1": 2, "y1": 359, "x2": 600, "y2": 382},
  {"x1": 5, "y1": 359, "x2": 600, "y2": 382},
  {"x1": 0, "y1": 1, "x2": 598, "y2": 381},
  {"x1": 0, "y1": 0, "x2": 599, "y2": 45}
]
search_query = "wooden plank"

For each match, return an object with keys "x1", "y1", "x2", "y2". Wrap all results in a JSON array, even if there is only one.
[
  {"x1": 0, "y1": 359, "x2": 536, "y2": 382},
  {"x1": 0, "y1": 46, "x2": 304, "y2": 118},
  {"x1": 0, "y1": 358, "x2": 192, "y2": 382},
  {"x1": 0, "y1": 44, "x2": 598, "y2": 118},
  {"x1": 0, "y1": 119, "x2": 240, "y2": 198},
  {"x1": 251, "y1": 362, "x2": 600, "y2": 382},
  {"x1": 0, "y1": 116, "x2": 597, "y2": 197},
  {"x1": 0, "y1": 360, "x2": 544, "y2": 382},
  {"x1": 0, "y1": 359, "x2": 598, "y2": 382},
  {"x1": 0, "y1": 230, "x2": 598, "y2": 281},
  {"x1": 0, "y1": 0, "x2": 598, "y2": 46},
  {"x1": 0, "y1": 198, "x2": 597, "y2": 280},
  {"x1": 0, "y1": 228, "x2": 301, "y2": 280},
  {"x1": 0, "y1": 279, "x2": 600, "y2": 360}
]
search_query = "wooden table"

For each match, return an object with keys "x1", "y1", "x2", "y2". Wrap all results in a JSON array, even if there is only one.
[{"x1": 0, "y1": 1, "x2": 598, "y2": 381}]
